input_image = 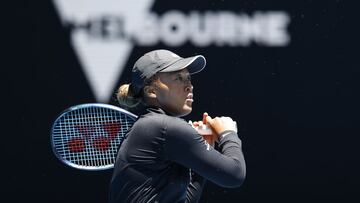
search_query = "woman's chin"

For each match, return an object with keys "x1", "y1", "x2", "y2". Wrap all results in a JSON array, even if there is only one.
[{"x1": 181, "y1": 106, "x2": 192, "y2": 116}]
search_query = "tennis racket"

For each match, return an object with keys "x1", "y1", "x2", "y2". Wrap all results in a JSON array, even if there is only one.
[{"x1": 50, "y1": 103, "x2": 137, "y2": 171}]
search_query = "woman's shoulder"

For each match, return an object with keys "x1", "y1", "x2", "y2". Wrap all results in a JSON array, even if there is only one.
[
  {"x1": 138, "y1": 110, "x2": 189, "y2": 130},
  {"x1": 162, "y1": 115, "x2": 196, "y2": 135}
]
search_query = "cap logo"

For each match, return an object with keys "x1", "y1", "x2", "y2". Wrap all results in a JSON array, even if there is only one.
[{"x1": 171, "y1": 53, "x2": 180, "y2": 58}]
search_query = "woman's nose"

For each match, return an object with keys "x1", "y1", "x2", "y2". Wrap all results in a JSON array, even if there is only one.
[{"x1": 185, "y1": 84, "x2": 193, "y2": 92}]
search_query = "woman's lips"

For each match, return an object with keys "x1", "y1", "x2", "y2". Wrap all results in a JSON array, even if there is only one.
[{"x1": 186, "y1": 93, "x2": 194, "y2": 102}]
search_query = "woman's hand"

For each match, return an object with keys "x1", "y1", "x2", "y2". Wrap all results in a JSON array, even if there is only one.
[
  {"x1": 190, "y1": 112, "x2": 238, "y2": 145},
  {"x1": 189, "y1": 113, "x2": 217, "y2": 146},
  {"x1": 205, "y1": 114, "x2": 238, "y2": 140}
]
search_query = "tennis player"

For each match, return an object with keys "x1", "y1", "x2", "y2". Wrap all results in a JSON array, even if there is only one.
[{"x1": 109, "y1": 50, "x2": 246, "y2": 203}]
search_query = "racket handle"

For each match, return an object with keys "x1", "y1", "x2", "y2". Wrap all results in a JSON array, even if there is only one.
[{"x1": 195, "y1": 124, "x2": 213, "y2": 135}]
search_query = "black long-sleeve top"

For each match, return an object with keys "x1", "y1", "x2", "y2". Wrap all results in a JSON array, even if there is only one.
[{"x1": 109, "y1": 107, "x2": 246, "y2": 203}]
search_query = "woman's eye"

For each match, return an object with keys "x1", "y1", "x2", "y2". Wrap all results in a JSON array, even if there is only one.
[
  {"x1": 174, "y1": 74, "x2": 191, "y2": 82},
  {"x1": 187, "y1": 75, "x2": 191, "y2": 81}
]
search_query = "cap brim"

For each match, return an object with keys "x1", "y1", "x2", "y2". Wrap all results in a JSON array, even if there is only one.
[{"x1": 159, "y1": 55, "x2": 206, "y2": 74}]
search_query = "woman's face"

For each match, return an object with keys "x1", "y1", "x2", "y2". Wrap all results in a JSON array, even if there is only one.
[{"x1": 153, "y1": 69, "x2": 194, "y2": 117}]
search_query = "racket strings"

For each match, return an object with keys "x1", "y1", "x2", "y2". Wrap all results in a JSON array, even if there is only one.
[{"x1": 52, "y1": 106, "x2": 135, "y2": 169}]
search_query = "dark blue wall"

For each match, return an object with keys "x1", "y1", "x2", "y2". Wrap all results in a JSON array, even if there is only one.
[{"x1": 4, "y1": 0, "x2": 359, "y2": 202}]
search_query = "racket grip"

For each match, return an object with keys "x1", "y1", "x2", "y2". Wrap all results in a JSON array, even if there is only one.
[{"x1": 195, "y1": 124, "x2": 213, "y2": 135}]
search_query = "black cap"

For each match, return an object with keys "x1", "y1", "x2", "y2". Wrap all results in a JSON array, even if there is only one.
[{"x1": 131, "y1": 49, "x2": 206, "y2": 95}]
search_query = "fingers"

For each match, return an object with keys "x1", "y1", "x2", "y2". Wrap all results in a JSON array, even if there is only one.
[
  {"x1": 192, "y1": 113, "x2": 237, "y2": 134},
  {"x1": 203, "y1": 112, "x2": 208, "y2": 124},
  {"x1": 190, "y1": 112, "x2": 210, "y2": 128},
  {"x1": 190, "y1": 121, "x2": 203, "y2": 127},
  {"x1": 205, "y1": 115, "x2": 213, "y2": 125},
  {"x1": 205, "y1": 116, "x2": 237, "y2": 135}
]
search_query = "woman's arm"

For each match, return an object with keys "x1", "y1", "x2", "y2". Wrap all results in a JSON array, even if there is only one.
[{"x1": 164, "y1": 117, "x2": 246, "y2": 188}]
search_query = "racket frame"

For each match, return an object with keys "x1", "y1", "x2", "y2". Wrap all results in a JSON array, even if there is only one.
[{"x1": 50, "y1": 103, "x2": 137, "y2": 171}]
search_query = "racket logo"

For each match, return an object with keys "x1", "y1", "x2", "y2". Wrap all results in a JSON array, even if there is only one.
[
  {"x1": 67, "y1": 138, "x2": 86, "y2": 153},
  {"x1": 67, "y1": 122, "x2": 122, "y2": 153},
  {"x1": 51, "y1": 104, "x2": 138, "y2": 170}
]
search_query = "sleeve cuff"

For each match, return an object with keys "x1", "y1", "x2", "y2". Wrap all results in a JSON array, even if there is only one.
[{"x1": 218, "y1": 130, "x2": 237, "y2": 142}]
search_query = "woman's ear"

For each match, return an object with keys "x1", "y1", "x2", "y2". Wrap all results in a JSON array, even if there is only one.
[{"x1": 143, "y1": 85, "x2": 157, "y2": 99}]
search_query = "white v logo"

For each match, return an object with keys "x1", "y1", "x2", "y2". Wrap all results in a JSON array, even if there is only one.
[{"x1": 53, "y1": 0, "x2": 154, "y2": 102}]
